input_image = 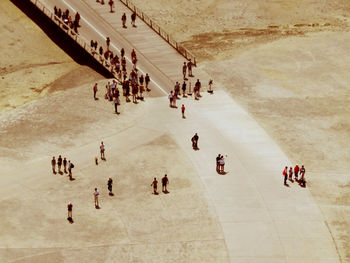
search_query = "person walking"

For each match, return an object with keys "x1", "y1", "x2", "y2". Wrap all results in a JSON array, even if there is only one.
[
  {"x1": 219, "y1": 155, "x2": 225, "y2": 174},
  {"x1": 57, "y1": 155, "x2": 62, "y2": 174},
  {"x1": 68, "y1": 160, "x2": 74, "y2": 180},
  {"x1": 288, "y1": 166, "x2": 293, "y2": 181},
  {"x1": 67, "y1": 202, "x2": 73, "y2": 220},
  {"x1": 131, "y1": 11, "x2": 136, "y2": 27},
  {"x1": 191, "y1": 133, "x2": 199, "y2": 149},
  {"x1": 108, "y1": 0, "x2": 114, "y2": 12},
  {"x1": 106, "y1": 37, "x2": 110, "y2": 50},
  {"x1": 187, "y1": 59, "x2": 193, "y2": 77},
  {"x1": 150, "y1": 178, "x2": 158, "y2": 195},
  {"x1": 216, "y1": 154, "x2": 222, "y2": 172},
  {"x1": 121, "y1": 13, "x2": 127, "y2": 28},
  {"x1": 93, "y1": 188, "x2": 100, "y2": 208},
  {"x1": 299, "y1": 165, "x2": 306, "y2": 187},
  {"x1": 145, "y1": 73, "x2": 151, "y2": 91},
  {"x1": 294, "y1": 164, "x2": 300, "y2": 180},
  {"x1": 107, "y1": 178, "x2": 113, "y2": 196},
  {"x1": 283, "y1": 166, "x2": 288, "y2": 186},
  {"x1": 93, "y1": 83, "x2": 98, "y2": 100},
  {"x1": 182, "y1": 62, "x2": 187, "y2": 80},
  {"x1": 100, "y1": 141, "x2": 105, "y2": 160},
  {"x1": 162, "y1": 174, "x2": 169, "y2": 193},
  {"x1": 181, "y1": 104, "x2": 186, "y2": 118},
  {"x1": 168, "y1": 91, "x2": 174, "y2": 107},
  {"x1": 182, "y1": 81, "x2": 187, "y2": 97},
  {"x1": 51, "y1": 156, "x2": 56, "y2": 174},
  {"x1": 114, "y1": 96, "x2": 119, "y2": 114},
  {"x1": 63, "y1": 157, "x2": 67, "y2": 173}
]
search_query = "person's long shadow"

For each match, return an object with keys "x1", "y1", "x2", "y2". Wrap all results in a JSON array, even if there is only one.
[{"x1": 10, "y1": 0, "x2": 114, "y2": 78}]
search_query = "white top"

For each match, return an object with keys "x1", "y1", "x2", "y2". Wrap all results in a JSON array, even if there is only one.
[{"x1": 93, "y1": 190, "x2": 99, "y2": 197}]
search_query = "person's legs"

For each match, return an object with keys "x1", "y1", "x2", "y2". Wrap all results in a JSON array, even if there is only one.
[{"x1": 52, "y1": 165, "x2": 55, "y2": 174}]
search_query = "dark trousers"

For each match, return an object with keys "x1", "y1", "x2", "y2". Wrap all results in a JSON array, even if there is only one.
[
  {"x1": 114, "y1": 103, "x2": 118, "y2": 113},
  {"x1": 94, "y1": 91, "x2": 97, "y2": 99},
  {"x1": 284, "y1": 175, "x2": 287, "y2": 185}
]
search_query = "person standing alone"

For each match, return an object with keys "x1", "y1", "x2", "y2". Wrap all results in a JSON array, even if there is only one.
[
  {"x1": 93, "y1": 83, "x2": 98, "y2": 100},
  {"x1": 93, "y1": 188, "x2": 100, "y2": 208},
  {"x1": 67, "y1": 202, "x2": 73, "y2": 221},
  {"x1": 181, "y1": 104, "x2": 186, "y2": 119},
  {"x1": 100, "y1": 141, "x2": 105, "y2": 160}
]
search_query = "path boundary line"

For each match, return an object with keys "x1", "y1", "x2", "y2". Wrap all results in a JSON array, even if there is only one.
[{"x1": 119, "y1": 0, "x2": 197, "y2": 65}]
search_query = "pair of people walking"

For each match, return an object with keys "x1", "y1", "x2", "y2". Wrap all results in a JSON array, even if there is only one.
[
  {"x1": 216, "y1": 154, "x2": 226, "y2": 174},
  {"x1": 151, "y1": 175, "x2": 169, "y2": 195}
]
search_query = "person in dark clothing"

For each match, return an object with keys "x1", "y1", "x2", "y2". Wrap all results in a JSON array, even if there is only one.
[
  {"x1": 145, "y1": 73, "x2": 151, "y2": 91},
  {"x1": 107, "y1": 178, "x2": 113, "y2": 195},
  {"x1": 151, "y1": 178, "x2": 158, "y2": 195},
  {"x1": 67, "y1": 202, "x2": 73, "y2": 220},
  {"x1": 191, "y1": 133, "x2": 199, "y2": 149},
  {"x1": 162, "y1": 174, "x2": 169, "y2": 192},
  {"x1": 131, "y1": 11, "x2": 136, "y2": 27},
  {"x1": 63, "y1": 157, "x2": 67, "y2": 173},
  {"x1": 121, "y1": 13, "x2": 127, "y2": 28}
]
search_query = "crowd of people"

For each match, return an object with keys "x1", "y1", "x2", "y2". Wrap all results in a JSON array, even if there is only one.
[
  {"x1": 53, "y1": 6, "x2": 80, "y2": 33},
  {"x1": 283, "y1": 164, "x2": 306, "y2": 187},
  {"x1": 51, "y1": 155, "x2": 74, "y2": 180}
]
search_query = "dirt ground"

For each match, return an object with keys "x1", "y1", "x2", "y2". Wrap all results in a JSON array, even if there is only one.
[
  {"x1": 131, "y1": 0, "x2": 350, "y2": 261},
  {"x1": 0, "y1": 0, "x2": 103, "y2": 113}
]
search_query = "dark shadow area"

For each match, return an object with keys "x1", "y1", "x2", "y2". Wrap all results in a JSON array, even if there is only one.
[{"x1": 10, "y1": 0, "x2": 114, "y2": 79}]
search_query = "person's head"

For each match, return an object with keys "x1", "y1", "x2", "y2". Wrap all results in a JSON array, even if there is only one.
[
  {"x1": 285, "y1": 166, "x2": 288, "y2": 169},
  {"x1": 302, "y1": 165, "x2": 304, "y2": 168},
  {"x1": 59, "y1": 155, "x2": 61, "y2": 158},
  {"x1": 154, "y1": 177, "x2": 156, "y2": 180},
  {"x1": 95, "y1": 188, "x2": 97, "y2": 191},
  {"x1": 101, "y1": 141, "x2": 104, "y2": 145},
  {"x1": 197, "y1": 79, "x2": 199, "y2": 81},
  {"x1": 53, "y1": 156, "x2": 55, "y2": 159},
  {"x1": 184, "y1": 62, "x2": 186, "y2": 65},
  {"x1": 165, "y1": 174, "x2": 167, "y2": 177},
  {"x1": 182, "y1": 104, "x2": 184, "y2": 107},
  {"x1": 195, "y1": 133, "x2": 197, "y2": 136},
  {"x1": 296, "y1": 164, "x2": 298, "y2": 166}
]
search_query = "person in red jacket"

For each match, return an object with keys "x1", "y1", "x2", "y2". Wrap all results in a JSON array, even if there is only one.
[
  {"x1": 283, "y1": 166, "x2": 288, "y2": 186},
  {"x1": 294, "y1": 164, "x2": 300, "y2": 180}
]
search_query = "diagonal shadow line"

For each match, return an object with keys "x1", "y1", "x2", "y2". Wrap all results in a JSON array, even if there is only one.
[{"x1": 9, "y1": 0, "x2": 113, "y2": 79}]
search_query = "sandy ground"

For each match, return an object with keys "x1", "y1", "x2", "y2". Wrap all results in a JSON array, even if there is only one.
[
  {"x1": 0, "y1": 0, "x2": 103, "y2": 113},
  {"x1": 131, "y1": 0, "x2": 350, "y2": 261}
]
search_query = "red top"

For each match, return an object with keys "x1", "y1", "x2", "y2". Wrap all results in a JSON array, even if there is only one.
[{"x1": 294, "y1": 166, "x2": 300, "y2": 173}]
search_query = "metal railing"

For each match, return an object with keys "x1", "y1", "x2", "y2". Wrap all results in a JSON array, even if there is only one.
[
  {"x1": 119, "y1": 0, "x2": 197, "y2": 66},
  {"x1": 28, "y1": 0, "x2": 117, "y2": 79}
]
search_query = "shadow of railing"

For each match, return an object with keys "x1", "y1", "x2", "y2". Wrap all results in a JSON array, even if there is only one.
[{"x1": 11, "y1": 0, "x2": 115, "y2": 79}]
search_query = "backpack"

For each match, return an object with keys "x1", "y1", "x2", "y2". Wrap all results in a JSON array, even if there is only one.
[{"x1": 70, "y1": 163, "x2": 75, "y2": 168}]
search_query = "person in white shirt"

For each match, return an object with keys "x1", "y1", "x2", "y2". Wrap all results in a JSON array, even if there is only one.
[{"x1": 93, "y1": 188, "x2": 100, "y2": 208}]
